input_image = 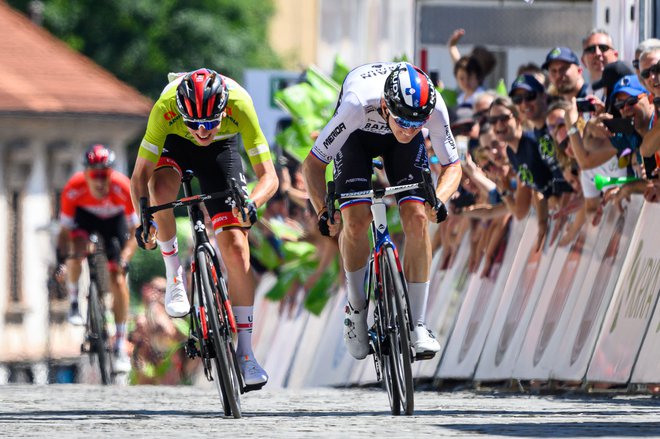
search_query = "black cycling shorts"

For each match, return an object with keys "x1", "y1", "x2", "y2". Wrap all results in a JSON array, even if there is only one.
[
  {"x1": 332, "y1": 130, "x2": 430, "y2": 207},
  {"x1": 155, "y1": 134, "x2": 248, "y2": 230},
  {"x1": 72, "y1": 208, "x2": 128, "y2": 263}
]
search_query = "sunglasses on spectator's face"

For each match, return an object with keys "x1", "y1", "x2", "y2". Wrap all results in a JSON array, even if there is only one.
[
  {"x1": 88, "y1": 169, "x2": 111, "y2": 180},
  {"x1": 547, "y1": 118, "x2": 566, "y2": 133},
  {"x1": 613, "y1": 93, "x2": 646, "y2": 111},
  {"x1": 473, "y1": 109, "x2": 489, "y2": 124},
  {"x1": 183, "y1": 117, "x2": 222, "y2": 131},
  {"x1": 640, "y1": 63, "x2": 660, "y2": 79},
  {"x1": 583, "y1": 44, "x2": 612, "y2": 54},
  {"x1": 632, "y1": 59, "x2": 640, "y2": 70},
  {"x1": 487, "y1": 113, "x2": 513, "y2": 125},
  {"x1": 511, "y1": 91, "x2": 538, "y2": 105}
]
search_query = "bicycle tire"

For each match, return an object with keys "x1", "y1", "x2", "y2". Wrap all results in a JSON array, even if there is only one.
[
  {"x1": 88, "y1": 279, "x2": 112, "y2": 385},
  {"x1": 381, "y1": 245, "x2": 414, "y2": 415},
  {"x1": 376, "y1": 294, "x2": 400, "y2": 415},
  {"x1": 198, "y1": 250, "x2": 242, "y2": 418}
]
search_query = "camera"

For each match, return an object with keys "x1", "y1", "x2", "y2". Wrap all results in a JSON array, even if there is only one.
[{"x1": 576, "y1": 98, "x2": 596, "y2": 113}]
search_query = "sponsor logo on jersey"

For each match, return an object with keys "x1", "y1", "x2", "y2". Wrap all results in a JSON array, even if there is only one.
[
  {"x1": 164, "y1": 111, "x2": 177, "y2": 121},
  {"x1": 323, "y1": 123, "x2": 347, "y2": 148},
  {"x1": 359, "y1": 64, "x2": 397, "y2": 79}
]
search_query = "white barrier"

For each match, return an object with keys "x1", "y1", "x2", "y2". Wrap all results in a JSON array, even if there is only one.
[
  {"x1": 473, "y1": 219, "x2": 558, "y2": 381},
  {"x1": 588, "y1": 201, "x2": 660, "y2": 384},
  {"x1": 437, "y1": 217, "x2": 526, "y2": 380},
  {"x1": 513, "y1": 214, "x2": 600, "y2": 380},
  {"x1": 549, "y1": 200, "x2": 642, "y2": 381}
]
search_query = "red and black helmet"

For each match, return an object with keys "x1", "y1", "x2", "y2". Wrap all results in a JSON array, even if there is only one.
[
  {"x1": 175, "y1": 68, "x2": 228, "y2": 120},
  {"x1": 83, "y1": 144, "x2": 115, "y2": 169}
]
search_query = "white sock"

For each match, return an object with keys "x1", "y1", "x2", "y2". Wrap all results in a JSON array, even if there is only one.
[
  {"x1": 67, "y1": 281, "x2": 79, "y2": 304},
  {"x1": 345, "y1": 264, "x2": 369, "y2": 310},
  {"x1": 233, "y1": 306, "x2": 254, "y2": 358},
  {"x1": 158, "y1": 236, "x2": 182, "y2": 280},
  {"x1": 407, "y1": 281, "x2": 429, "y2": 326},
  {"x1": 115, "y1": 323, "x2": 127, "y2": 352}
]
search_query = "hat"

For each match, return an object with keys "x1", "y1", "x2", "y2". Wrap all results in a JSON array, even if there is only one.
[
  {"x1": 509, "y1": 74, "x2": 545, "y2": 96},
  {"x1": 542, "y1": 47, "x2": 580, "y2": 70},
  {"x1": 592, "y1": 61, "x2": 634, "y2": 91},
  {"x1": 610, "y1": 74, "x2": 648, "y2": 99}
]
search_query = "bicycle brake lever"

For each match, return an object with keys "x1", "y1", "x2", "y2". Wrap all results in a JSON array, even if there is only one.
[
  {"x1": 326, "y1": 181, "x2": 336, "y2": 225},
  {"x1": 230, "y1": 178, "x2": 248, "y2": 223}
]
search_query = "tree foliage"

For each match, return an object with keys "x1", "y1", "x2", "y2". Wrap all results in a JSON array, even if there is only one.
[{"x1": 9, "y1": 0, "x2": 281, "y2": 98}]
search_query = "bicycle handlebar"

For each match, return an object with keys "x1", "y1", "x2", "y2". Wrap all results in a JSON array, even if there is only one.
[{"x1": 229, "y1": 178, "x2": 248, "y2": 223}]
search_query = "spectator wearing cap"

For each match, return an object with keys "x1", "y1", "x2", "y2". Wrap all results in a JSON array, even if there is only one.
[
  {"x1": 637, "y1": 47, "x2": 660, "y2": 98},
  {"x1": 509, "y1": 74, "x2": 548, "y2": 134},
  {"x1": 517, "y1": 62, "x2": 548, "y2": 90},
  {"x1": 591, "y1": 61, "x2": 634, "y2": 114},
  {"x1": 633, "y1": 39, "x2": 660, "y2": 85},
  {"x1": 582, "y1": 75, "x2": 651, "y2": 181},
  {"x1": 543, "y1": 47, "x2": 589, "y2": 100},
  {"x1": 581, "y1": 29, "x2": 619, "y2": 100}
]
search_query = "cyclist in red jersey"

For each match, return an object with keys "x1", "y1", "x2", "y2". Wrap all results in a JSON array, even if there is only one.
[{"x1": 56, "y1": 145, "x2": 138, "y2": 372}]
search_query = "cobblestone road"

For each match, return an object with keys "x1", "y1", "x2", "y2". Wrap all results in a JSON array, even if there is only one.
[{"x1": 1, "y1": 385, "x2": 659, "y2": 437}]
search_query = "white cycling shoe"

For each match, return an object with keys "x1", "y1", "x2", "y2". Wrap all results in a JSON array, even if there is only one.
[
  {"x1": 165, "y1": 266, "x2": 190, "y2": 318},
  {"x1": 343, "y1": 303, "x2": 370, "y2": 360},
  {"x1": 411, "y1": 323, "x2": 441, "y2": 358},
  {"x1": 239, "y1": 355, "x2": 268, "y2": 390},
  {"x1": 113, "y1": 349, "x2": 131, "y2": 373}
]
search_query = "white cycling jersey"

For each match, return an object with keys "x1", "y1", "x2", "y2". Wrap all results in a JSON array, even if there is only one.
[{"x1": 310, "y1": 62, "x2": 459, "y2": 166}]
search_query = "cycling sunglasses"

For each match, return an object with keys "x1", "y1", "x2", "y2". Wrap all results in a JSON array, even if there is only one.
[
  {"x1": 88, "y1": 169, "x2": 111, "y2": 180},
  {"x1": 640, "y1": 62, "x2": 660, "y2": 79},
  {"x1": 390, "y1": 113, "x2": 428, "y2": 129},
  {"x1": 511, "y1": 91, "x2": 538, "y2": 105},
  {"x1": 613, "y1": 93, "x2": 646, "y2": 111},
  {"x1": 183, "y1": 117, "x2": 222, "y2": 130},
  {"x1": 487, "y1": 113, "x2": 513, "y2": 125},
  {"x1": 583, "y1": 43, "x2": 612, "y2": 55}
]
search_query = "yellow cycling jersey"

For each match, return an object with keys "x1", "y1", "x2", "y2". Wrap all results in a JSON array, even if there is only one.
[{"x1": 138, "y1": 75, "x2": 271, "y2": 166}]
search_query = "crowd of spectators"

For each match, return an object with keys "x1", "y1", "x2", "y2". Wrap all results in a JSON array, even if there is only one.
[{"x1": 434, "y1": 28, "x2": 660, "y2": 276}]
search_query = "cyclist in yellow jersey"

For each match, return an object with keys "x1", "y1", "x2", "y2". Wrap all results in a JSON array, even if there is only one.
[{"x1": 130, "y1": 68, "x2": 278, "y2": 388}]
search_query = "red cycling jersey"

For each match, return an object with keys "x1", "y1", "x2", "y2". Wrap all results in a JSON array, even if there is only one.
[{"x1": 59, "y1": 170, "x2": 138, "y2": 230}]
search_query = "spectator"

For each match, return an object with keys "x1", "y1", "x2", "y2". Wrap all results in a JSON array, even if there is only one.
[
  {"x1": 580, "y1": 29, "x2": 619, "y2": 100},
  {"x1": 633, "y1": 39, "x2": 660, "y2": 84},
  {"x1": 543, "y1": 47, "x2": 589, "y2": 100},
  {"x1": 473, "y1": 90, "x2": 499, "y2": 129},
  {"x1": 488, "y1": 96, "x2": 572, "y2": 250},
  {"x1": 591, "y1": 61, "x2": 634, "y2": 113},
  {"x1": 517, "y1": 62, "x2": 547, "y2": 89},
  {"x1": 454, "y1": 55, "x2": 486, "y2": 108},
  {"x1": 509, "y1": 74, "x2": 548, "y2": 134},
  {"x1": 637, "y1": 47, "x2": 660, "y2": 98}
]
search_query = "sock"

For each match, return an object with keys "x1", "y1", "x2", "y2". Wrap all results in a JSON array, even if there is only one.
[
  {"x1": 67, "y1": 281, "x2": 79, "y2": 304},
  {"x1": 346, "y1": 264, "x2": 369, "y2": 310},
  {"x1": 407, "y1": 281, "x2": 430, "y2": 326},
  {"x1": 233, "y1": 306, "x2": 254, "y2": 358},
  {"x1": 115, "y1": 322, "x2": 127, "y2": 352},
  {"x1": 158, "y1": 236, "x2": 182, "y2": 280}
]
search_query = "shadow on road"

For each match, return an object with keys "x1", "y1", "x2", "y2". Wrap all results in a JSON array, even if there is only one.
[{"x1": 440, "y1": 422, "x2": 660, "y2": 437}]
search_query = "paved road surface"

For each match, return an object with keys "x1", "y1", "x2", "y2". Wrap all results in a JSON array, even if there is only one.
[{"x1": 1, "y1": 385, "x2": 659, "y2": 437}]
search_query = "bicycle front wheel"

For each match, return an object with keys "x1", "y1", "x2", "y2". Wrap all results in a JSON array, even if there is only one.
[
  {"x1": 88, "y1": 279, "x2": 112, "y2": 385},
  {"x1": 381, "y1": 245, "x2": 414, "y2": 415},
  {"x1": 198, "y1": 249, "x2": 242, "y2": 418}
]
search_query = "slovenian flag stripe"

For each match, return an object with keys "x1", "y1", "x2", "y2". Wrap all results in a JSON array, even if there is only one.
[{"x1": 401, "y1": 63, "x2": 428, "y2": 108}]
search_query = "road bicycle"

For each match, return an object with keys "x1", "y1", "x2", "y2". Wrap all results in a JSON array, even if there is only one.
[
  {"x1": 80, "y1": 233, "x2": 114, "y2": 385},
  {"x1": 140, "y1": 170, "x2": 248, "y2": 418},
  {"x1": 326, "y1": 166, "x2": 439, "y2": 416}
]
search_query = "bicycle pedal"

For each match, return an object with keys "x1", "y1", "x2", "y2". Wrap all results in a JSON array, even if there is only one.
[
  {"x1": 243, "y1": 381, "x2": 267, "y2": 393},
  {"x1": 414, "y1": 351, "x2": 436, "y2": 361}
]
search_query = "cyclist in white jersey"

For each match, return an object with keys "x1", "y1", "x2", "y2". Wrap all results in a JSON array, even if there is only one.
[{"x1": 302, "y1": 62, "x2": 462, "y2": 359}]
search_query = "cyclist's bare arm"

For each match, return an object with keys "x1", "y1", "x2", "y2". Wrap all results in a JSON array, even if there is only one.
[
  {"x1": 301, "y1": 155, "x2": 329, "y2": 216},
  {"x1": 119, "y1": 224, "x2": 138, "y2": 266},
  {"x1": 130, "y1": 156, "x2": 156, "y2": 214},
  {"x1": 434, "y1": 161, "x2": 462, "y2": 204},
  {"x1": 247, "y1": 159, "x2": 279, "y2": 208}
]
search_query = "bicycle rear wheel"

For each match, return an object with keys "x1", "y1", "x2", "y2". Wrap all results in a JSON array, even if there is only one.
[
  {"x1": 198, "y1": 249, "x2": 242, "y2": 418},
  {"x1": 88, "y1": 279, "x2": 112, "y2": 385},
  {"x1": 381, "y1": 245, "x2": 414, "y2": 415}
]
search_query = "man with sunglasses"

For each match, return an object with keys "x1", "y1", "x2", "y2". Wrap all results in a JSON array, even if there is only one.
[
  {"x1": 509, "y1": 74, "x2": 548, "y2": 135},
  {"x1": 130, "y1": 68, "x2": 278, "y2": 389},
  {"x1": 638, "y1": 47, "x2": 660, "y2": 99},
  {"x1": 302, "y1": 62, "x2": 461, "y2": 360},
  {"x1": 56, "y1": 144, "x2": 138, "y2": 373},
  {"x1": 581, "y1": 29, "x2": 618, "y2": 101}
]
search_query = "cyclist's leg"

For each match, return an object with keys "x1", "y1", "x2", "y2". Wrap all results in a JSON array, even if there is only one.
[
  {"x1": 66, "y1": 209, "x2": 95, "y2": 324},
  {"x1": 150, "y1": 138, "x2": 191, "y2": 317},
  {"x1": 203, "y1": 138, "x2": 268, "y2": 386},
  {"x1": 101, "y1": 216, "x2": 132, "y2": 370},
  {"x1": 382, "y1": 132, "x2": 439, "y2": 354}
]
